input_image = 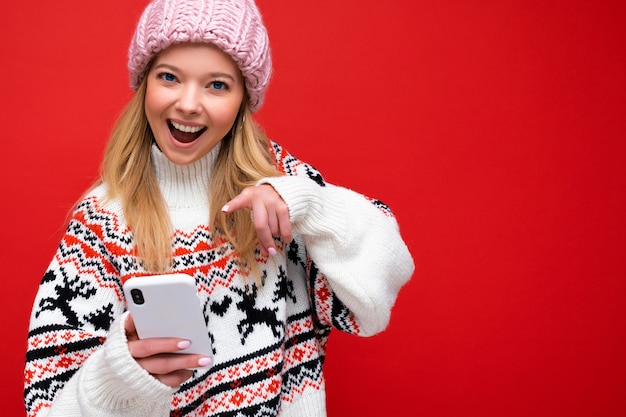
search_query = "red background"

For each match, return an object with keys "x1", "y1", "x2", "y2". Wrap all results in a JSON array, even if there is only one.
[{"x1": 2, "y1": 1, "x2": 625, "y2": 415}]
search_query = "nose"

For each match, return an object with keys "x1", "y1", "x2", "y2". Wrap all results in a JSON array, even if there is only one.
[{"x1": 175, "y1": 84, "x2": 202, "y2": 114}]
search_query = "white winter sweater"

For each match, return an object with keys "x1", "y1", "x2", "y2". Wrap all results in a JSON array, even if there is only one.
[{"x1": 24, "y1": 141, "x2": 414, "y2": 417}]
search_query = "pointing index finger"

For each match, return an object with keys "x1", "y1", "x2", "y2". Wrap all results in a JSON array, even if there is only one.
[{"x1": 221, "y1": 190, "x2": 251, "y2": 214}]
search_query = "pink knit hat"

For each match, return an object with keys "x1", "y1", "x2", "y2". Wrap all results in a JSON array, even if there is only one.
[{"x1": 128, "y1": 0, "x2": 271, "y2": 112}]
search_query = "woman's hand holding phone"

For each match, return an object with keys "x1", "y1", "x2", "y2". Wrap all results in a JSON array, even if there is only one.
[
  {"x1": 124, "y1": 313, "x2": 212, "y2": 387},
  {"x1": 122, "y1": 274, "x2": 214, "y2": 387}
]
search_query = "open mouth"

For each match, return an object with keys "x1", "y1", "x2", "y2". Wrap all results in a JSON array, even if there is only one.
[{"x1": 168, "y1": 120, "x2": 207, "y2": 143}]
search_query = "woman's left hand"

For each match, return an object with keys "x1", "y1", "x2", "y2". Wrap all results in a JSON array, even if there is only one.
[{"x1": 222, "y1": 184, "x2": 293, "y2": 256}]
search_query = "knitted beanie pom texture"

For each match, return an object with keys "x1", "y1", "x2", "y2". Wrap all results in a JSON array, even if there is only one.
[{"x1": 128, "y1": 0, "x2": 271, "y2": 112}]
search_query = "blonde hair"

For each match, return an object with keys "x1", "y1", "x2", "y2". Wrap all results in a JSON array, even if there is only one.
[{"x1": 94, "y1": 74, "x2": 281, "y2": 276}]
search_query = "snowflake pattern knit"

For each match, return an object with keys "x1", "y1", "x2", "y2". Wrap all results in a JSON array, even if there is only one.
[{"x1": 24, "y1": 141, "x2": 414, "y2": 417}]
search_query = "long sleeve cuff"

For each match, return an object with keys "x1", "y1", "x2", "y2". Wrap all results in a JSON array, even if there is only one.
[
  {"x1": 49, "y1": 312, "x2": 177, "y2": 417},
  {"x1": 80, "y1": 312, "x2": 177, "y2": 412}
]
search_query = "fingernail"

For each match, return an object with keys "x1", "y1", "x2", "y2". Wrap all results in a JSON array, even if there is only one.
[
  {"x1": 198, "y1": 357, "x2": 212, "y2": 367},
  {"x1": 177, "y1": 340, "x2": 191, "y2": 349},
  {"x1": 221, "y1": 204, "x2": 229, "y2": 212},
  {"x1": 268, "y1": 247, "x2": 277, "y2": 256}
]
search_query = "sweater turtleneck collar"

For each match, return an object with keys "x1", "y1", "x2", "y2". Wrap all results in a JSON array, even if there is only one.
[{"x1": 150, "y1": 142, "x2": 221, "y2": 209}]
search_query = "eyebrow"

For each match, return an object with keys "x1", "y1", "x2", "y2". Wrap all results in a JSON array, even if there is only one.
[{"x1": 153, "y1": 63, "x2": 238, "y2": 82}]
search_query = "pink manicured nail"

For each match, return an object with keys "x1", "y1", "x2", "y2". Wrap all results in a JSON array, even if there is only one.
[
  {"x1": 268, "y1": 247, "x2": 277, "y2": 256},
  {"x1": 198, "y1": 357, "x2": 212, "y2": 367},
  {"x1": 221, "y1": 204, "x2": 229, "y2": 212},
  {"x1": 177, "y1": 340, "x2": 191, "y2": 349}
]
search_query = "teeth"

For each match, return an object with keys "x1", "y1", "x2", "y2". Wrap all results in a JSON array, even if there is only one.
[{"x1": 171, "y1": 120, "x2": 204, "y2": 133}]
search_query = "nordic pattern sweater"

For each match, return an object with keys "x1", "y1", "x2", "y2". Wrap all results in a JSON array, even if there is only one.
[{"x1": 24, "y1": 141, "x2": 414, "y2": 417}]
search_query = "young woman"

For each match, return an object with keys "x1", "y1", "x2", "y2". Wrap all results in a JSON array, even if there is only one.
[{"x1": 24, "y1": 0, "x2": 414, "y2": 416}]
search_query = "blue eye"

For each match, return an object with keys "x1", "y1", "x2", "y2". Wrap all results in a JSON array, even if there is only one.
[
  {"x1": 211, "y1": 81, "x2": 227, "y2": 90},
  {"x1": 158, "y1": 72, "x2": 176, "y2": 82}
]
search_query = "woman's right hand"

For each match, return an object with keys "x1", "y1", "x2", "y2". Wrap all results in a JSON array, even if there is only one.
[{"x1": 124, "y1": 314, "x2": 212, "y2": 387}]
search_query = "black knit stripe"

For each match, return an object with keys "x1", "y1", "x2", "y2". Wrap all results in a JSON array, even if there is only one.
[
  {"x1": 280, "y1": 358, "x2": 324, "y2": 401},
  {"x1": 173, "y1": 396, "x2": 281, "y2": 417},
  {"x1": 175, "y1": 341, "x2": 285, "y2": 415},
  {"x1": 25, "y1": 335, "x2": 102, "y2": 362},
  {"x1": 175, "y1": 358, "x2": 324, "y2": 416},
  {"x1": 24, "y1": 368, "x2": 80, "y2": 412},
  {"x1": 286, "y1": 309, "x2": 312, "y2": 325},
  {"x1": 175, "y1": 366, "x2": 282, "y2": 416},
  {"x1": 175, "y1": 341, "x2": 284, "y2": 399},
  {"x1": 330, "y1": 295, "x2": 358, "y2": 333}
]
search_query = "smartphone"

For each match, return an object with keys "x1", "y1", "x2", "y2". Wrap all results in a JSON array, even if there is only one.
[{"x1": 123, "y1": 273, "x2": 213, "y2": 361}]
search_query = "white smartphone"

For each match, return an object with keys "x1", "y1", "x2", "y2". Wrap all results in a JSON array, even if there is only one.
[{"x1": 123, "y1": 273, "x2": 213, "y2": 361}]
